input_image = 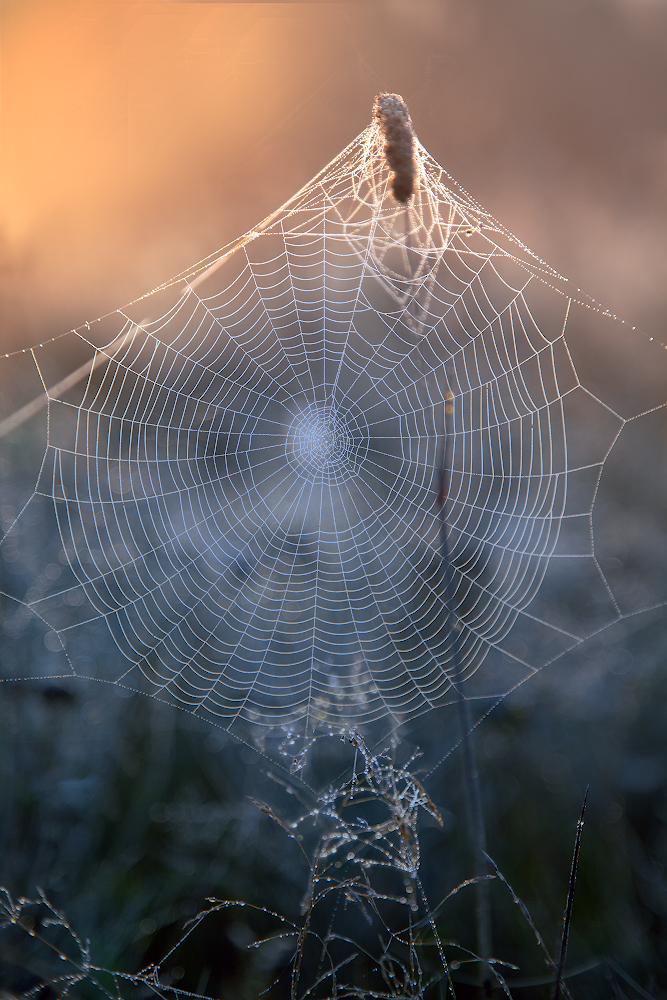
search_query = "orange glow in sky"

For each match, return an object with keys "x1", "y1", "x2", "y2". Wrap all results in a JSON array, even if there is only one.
[
  {"x1": 1, "y1": 2, "x2": 315, "y2": 241},
  {"x1": 1, "y1": 0, "x2": 665, "y2": 350}
]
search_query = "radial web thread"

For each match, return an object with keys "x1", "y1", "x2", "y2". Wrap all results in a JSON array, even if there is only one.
[{"x1": 1, "y1": 114, "x2": 666, "y2": 740}]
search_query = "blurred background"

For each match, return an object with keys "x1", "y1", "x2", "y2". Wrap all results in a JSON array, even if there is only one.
[
  {"x1": 2, "y1": 0, "x2": 666, "y2": 350},
  {"x1": 2, "y1": 1, "x2": 667, "y2": 997}
]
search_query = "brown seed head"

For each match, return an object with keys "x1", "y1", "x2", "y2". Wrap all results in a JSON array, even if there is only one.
[{"x1": 372, "y1": 93, "x2": 416, "y2": 204}]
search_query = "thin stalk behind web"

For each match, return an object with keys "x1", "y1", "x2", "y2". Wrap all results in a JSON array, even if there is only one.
[
  {"x1": 437, "y1": 388, "x2": 493, "y2": 995},
  {"x1": 397, "y1": 183, "x2": 491, "y2": 992}
]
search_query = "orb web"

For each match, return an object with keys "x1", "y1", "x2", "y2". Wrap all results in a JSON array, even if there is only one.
[{"x1": 1, "y1": 107, "x2": 666, "y2": 741}]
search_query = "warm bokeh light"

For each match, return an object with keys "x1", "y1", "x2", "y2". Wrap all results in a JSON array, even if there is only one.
[
  {"x1": 0, "y1": 2, "x2": 355, "y2": 343},
  {"x1": 1, "y1": 0, "x2": 666, "y2": 351},
  {"x1": 3, "y1": 2, "x2": 284, "y2": 239}
]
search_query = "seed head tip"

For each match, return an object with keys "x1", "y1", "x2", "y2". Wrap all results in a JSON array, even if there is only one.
[{"x1": 373, "y1": 93, "x2": 416, "y2": 204}]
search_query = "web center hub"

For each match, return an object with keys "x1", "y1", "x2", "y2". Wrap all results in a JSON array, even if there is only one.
[{"x1": 285, "y1": 402, "x2": 368, "y2": 485}]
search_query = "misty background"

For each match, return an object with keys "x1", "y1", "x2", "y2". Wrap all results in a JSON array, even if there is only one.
[
  {"x1": 2, "y1": 0, "x2": 666, "y2": 350},
  {"x1": 2, "y1": 1, "x2": 667, "y2": 997}
]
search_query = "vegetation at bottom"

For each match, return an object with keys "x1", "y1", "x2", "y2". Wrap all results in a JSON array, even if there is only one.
[{"x1": 1, "y1": 647, "x2": 666, "y2": 998}]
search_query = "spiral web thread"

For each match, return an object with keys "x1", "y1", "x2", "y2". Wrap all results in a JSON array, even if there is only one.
[{"x1": 1, "y1": 114, "x2": 666, "y2": 740}]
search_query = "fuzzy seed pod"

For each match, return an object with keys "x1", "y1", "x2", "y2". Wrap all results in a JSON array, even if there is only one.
[{"x1": 372, "y1": 93, "x2": 416, "y2": 204}]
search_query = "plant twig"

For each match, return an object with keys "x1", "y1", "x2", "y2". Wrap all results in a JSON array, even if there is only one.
[
  {"x1": 554, "y1": 787, "x2": 588, "y2": 1000},
  {"x1": 437, "y1": 391, "x2": 492, "y2": 994}
]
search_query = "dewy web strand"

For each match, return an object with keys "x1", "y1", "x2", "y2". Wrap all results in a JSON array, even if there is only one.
[{"x1": 0, "y1": 96, "x2": 666, "y2": 745}]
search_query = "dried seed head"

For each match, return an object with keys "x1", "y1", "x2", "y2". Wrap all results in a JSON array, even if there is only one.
[{"x1": 373, "y1": 93, "x2": 416, "y2": 204}]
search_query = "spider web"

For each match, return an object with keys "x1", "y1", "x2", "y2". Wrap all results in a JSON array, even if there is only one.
[{"x1": 1, "y1": 115, "x2": 666, "y2": 742}]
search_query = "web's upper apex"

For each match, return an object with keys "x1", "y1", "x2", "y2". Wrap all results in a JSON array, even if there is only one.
[{"x1": 372, "y1": 92, "x2": 416, "y2": 205}]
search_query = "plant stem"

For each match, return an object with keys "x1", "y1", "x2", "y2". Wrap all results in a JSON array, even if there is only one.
[
  {"x1": 438, "y1": 393, "x2": 492, "y2": 995},
  {"x1": 554, "y1": 788, "x2": 588, "y2": 1000}
]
